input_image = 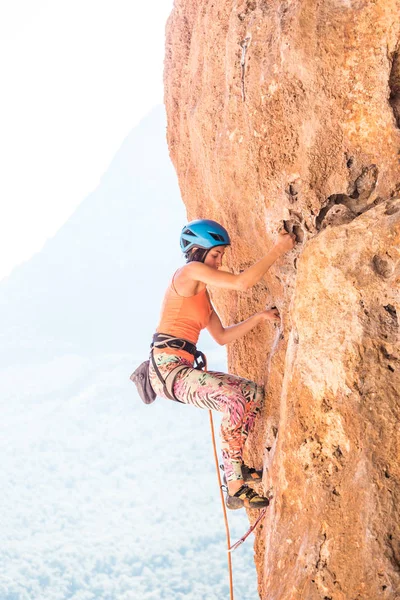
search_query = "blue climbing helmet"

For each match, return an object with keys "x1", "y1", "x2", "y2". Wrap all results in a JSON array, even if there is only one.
[{"x1": 180, "y1": 219, "x2": 231, "y2": 253}]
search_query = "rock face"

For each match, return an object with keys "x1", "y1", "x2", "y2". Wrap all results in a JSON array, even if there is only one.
[{"x1": 164, "y1": 1, "x2": 400, "y2": 598}]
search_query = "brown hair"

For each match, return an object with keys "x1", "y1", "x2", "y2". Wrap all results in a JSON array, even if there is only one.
[{"x1": 185, "y1": 247, "x2": 209, "y2": 263}]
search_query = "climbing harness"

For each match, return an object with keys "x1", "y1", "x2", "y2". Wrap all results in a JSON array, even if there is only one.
[
  {"x1": 150, "y1": 333, "x2": 207, "y2": 402},
  {"x1": 152, "y1": 333, "x2": 207, "y2": 369},
  {"x1": 131, "y1": 333, "x2": 207, "y2": 404}
]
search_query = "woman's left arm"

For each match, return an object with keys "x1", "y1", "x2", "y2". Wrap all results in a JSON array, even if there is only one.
[{"x1": 207, "y1": 308, "x2": 280, "y2": 346}]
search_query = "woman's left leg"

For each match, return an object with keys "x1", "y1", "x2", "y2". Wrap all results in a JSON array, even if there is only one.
[
  {"x1": 206, "y1": 370, "x2": 263, "y2": 443},
  {"x1": 174, "y1": 368, "x2": 263, "y2": 489}
]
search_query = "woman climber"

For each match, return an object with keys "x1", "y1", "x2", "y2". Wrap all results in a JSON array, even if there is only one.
[{"x1": 149, "y1": 219, "x2": 296, "y2": 509}]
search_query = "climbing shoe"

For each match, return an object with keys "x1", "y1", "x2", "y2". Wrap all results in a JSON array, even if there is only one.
[
  {"x1": 220, "y1": 463, "x2": 263, "y2": 484},
  {"x1": 225, "y1": 488, "x2": 244, "y2": 510},
  {"x1": 230, "y1": 485, "x2": 270, "y2": 509},
  {"x1": 242, "y1": 465, "x2": 263, "y2": 483}
]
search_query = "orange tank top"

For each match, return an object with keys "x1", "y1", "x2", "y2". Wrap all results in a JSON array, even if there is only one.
[{"x1": 155, "y1": 271, "x2": 213, "y2": 361}]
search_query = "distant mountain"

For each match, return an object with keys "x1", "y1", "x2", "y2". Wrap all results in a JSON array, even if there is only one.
[{"x1": 0, "y1": 106, "x2": 188, "y2": 364}]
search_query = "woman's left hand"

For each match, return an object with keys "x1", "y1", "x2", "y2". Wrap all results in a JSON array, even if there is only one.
[{"x1": 259, "y1": 307, "x2": 281, "y2": 323}]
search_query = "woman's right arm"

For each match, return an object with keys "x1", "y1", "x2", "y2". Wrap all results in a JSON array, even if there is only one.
[{"x1": 186, "y1": 231, "x2": 296, "y2": 291}]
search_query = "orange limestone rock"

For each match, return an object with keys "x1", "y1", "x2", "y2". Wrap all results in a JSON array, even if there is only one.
[{"x1": 164, "y1": 1, "x2": 400, "y2": 598}]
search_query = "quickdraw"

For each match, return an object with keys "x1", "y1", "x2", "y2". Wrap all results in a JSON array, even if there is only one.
[{"x1": 228, "y1": 508, "x2": 268, "y2": 552}]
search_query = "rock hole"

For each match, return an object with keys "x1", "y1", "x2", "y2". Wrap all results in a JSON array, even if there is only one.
[
  {"x1": 272, "y1": 426, "x2": 278, "y2": 438},
  {"x1": 321, "y1": 398, "x2": 332, "y2": 412},
  {"x1": 385, "y1": 469, "x2": 391, "y2": 478},
  {"x1": 388, "y1": 365, "x2": 395, "y2": 372},
  {"x1": 286, "y1": 178, "x2": 301, "y2": 203},
  {"x1": 346, "y1": 156, "x2": 354, "y2": 168},
  {"x1": 333, "y1": 446, "x2": 343, "y2": 460},
  {"x1": 385, "y1": 199, "x2": 400, "y2": 215},
  {"x1": 380, "y1": 345, "x2": 397, "y2": 360},
  {"x1": 389, "y1": 48, "x2": 400, "y2": 128},
  {"x1": 315, "y1": 194, "x2": 352, "y2": 230},
  {"x1": 351, "y1": 165, "x2": 378, "y2": 200},
  {"x1": 292, "y1": 225, "x2": 304, "y2": 243},
  {"x1": 384, "y1": 304, "x2": 397, "y2": 320},
  {"x1": 303, "y1": 220, "x2": 313, "y2": 233},
  {"x1": 382, "y1": 585, "x2": 387, "y2": 591},
  {"x1": 238, "y1": 0, "x2": 256, "y2": 20},
  {"x1": 288, "y1": 209, "x2": 302, "y2": 221},
  {"x1": 266, "y1": 446, "x2": 272, "y2": 452},
  {"x1": 283, "y1": 219, "x2": 291, "y2": 233},
  {"x1": 315, "y1": 206, "x2": 332, "y2": 230},
  {"x1": 372, "y1": 256, "x2": 394, "y2": 279},
  {"x1": 319, "y1": 196, "x2": 359, "y2": 229},
  {"x1": 372, "y1": 196, "x2": 384, "y2": 207},
  {"x1": 386, "y1": 204, "x2": 400, "y2": 215}
]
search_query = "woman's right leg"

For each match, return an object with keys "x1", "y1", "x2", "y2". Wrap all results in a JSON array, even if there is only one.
[{"x1": 172, "y1": 366, "x2": 253, "y2": 493}]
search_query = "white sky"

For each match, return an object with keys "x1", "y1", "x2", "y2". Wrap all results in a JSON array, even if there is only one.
[{"x1": 0, "y1": 0, "x2": 173, "y2": 282}]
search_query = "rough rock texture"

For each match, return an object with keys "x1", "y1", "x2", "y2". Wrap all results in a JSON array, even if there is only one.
[{"x1": 164, "y1": 1, "x2": 400, "y2": 598}]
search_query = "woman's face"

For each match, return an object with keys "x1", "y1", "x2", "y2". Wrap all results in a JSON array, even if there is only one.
[{"x1": 204, "y1": 246, "x2": 226, "y2": 269}]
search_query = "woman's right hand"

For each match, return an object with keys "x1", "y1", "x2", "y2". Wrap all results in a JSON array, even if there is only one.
[
  {"x1": 260, "y1": 307, "x2": 281, "y2": 323},
  {"x1": 273, "y1": 231, "x2": 296, "y2": 254}
]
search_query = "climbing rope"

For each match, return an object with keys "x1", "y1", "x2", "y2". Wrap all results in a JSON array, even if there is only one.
[
  {"x1": 209, "y1": 410, "x2": 268, "y2": 597},
  {"x1": 204, "y1": 347, "x2": 268, "y2": 598},
  {"x1": 208, "y1": 409, "x2": 235, "y2": 600}
]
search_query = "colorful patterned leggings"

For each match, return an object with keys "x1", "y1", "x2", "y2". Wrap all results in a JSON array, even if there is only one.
[{"x1": 149, "y1": 353, "x2": 263, "y2": 482}]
